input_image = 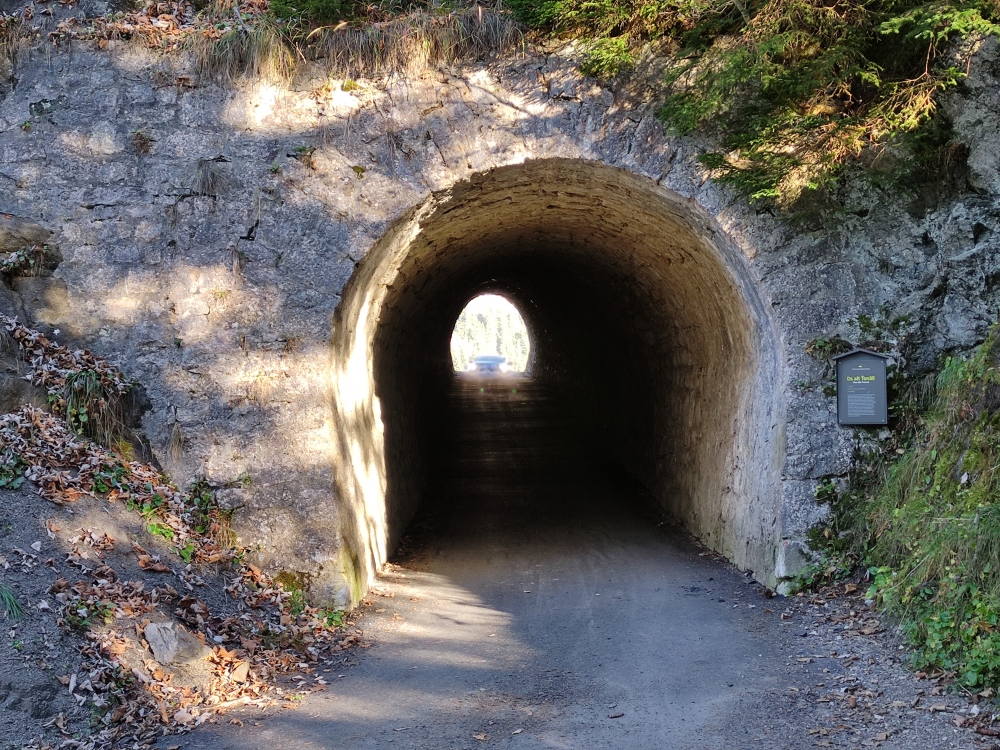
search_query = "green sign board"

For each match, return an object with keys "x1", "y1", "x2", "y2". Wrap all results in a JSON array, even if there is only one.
[{"x1": 834, "y1": 349, "x2": 889, "y2": 426}]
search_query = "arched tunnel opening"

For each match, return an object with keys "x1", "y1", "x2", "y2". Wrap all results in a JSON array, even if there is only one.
[{"x1": 330, "y1": 159, "x2": 784, "y2": 602}]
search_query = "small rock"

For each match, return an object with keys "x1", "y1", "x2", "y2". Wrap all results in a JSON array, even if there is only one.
[
  {"x1": 144, "y1": 622, "x2": 212, "y2": 665},
  {"x1": 230, "y1": 661, "x2": 250, "y2": 683}
]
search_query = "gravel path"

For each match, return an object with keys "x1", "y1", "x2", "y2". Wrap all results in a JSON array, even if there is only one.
[{"x1": 161, "y1": 377, "x2": 999, "y2": 749}]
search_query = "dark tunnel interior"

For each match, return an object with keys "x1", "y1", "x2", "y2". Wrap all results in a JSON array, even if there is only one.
[
  {"x1": 330, "y1": 159, "x2": 783, "y2": 598},
  {"x1": 374, "y1": 252, "x2": 661, "y2": 549}
]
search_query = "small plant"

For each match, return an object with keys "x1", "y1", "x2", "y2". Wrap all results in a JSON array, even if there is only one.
[
  {"x1": 269, "y1": 162, "x2": 281, "y2": 174},
  {"x1": 190, "y1": 157, "x2": 228, "y2": 198},
  {"x1": 341, "y1": 79, "x2": 358, "y2": 92},
  {"x1": 0, "y1": 583, "x2": 23, "y2": 621},
  {"x1": 146, "y1": 521, "x2": 175, "y2": 541},
  {"x1": 288, "y1": 589, "x2": 307, "y2": 617},
  {"x1": 0, "y1": 244, "x2": 50, "y2": 278},
  {"x1": 351, "y1": 165, "x2": 366, "y2": 178},
  {"x1": 66, "y1": 601, "x2": 116, "y2": 630},
  {"x1": 62, "y1": 369, "x2": 125, "y2": 447},
  {"x1": 20, "y1": 120, "x2": 31, "y2": 132},
  {"x1": 177, "y1": 541, "x2": 197, "y2": 563},
  {"x1": 0, "y1": 457, "x2": 24, "y2": 489},
  {"x1": 320, "y1": 608, "x2": 344, "y2": 627},
  {"x1": 12, "y1": 638, "x2": 23, "y2": 651},
  {"x1": 805, "y1": 336, "x2": 852, "y2": 362},
  {"x1": 580, "y1": 37, "x2": 633, "y2": 79}
]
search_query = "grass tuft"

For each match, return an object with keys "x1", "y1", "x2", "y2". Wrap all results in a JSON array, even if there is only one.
[
  {"x1": 190, "y1": 15, "x2": 297, "y2": 82},
  {"x1": 309, "y1": 3, "x2": 522, "y2": 77},
  {"x1": 63, "y1": 369, "x2": 127, "y2": 447},
  {"x1": 0, "y1": 583, "x2": 23, "y2": 621}
]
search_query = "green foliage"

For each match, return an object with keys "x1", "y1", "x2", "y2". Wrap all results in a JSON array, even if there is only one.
[
  {"x1": 857, "y1": 323, "x2": 1000, "y2": 688},
  {"x1": 65, "y1": 601, "x2": 116, "y2": 631},
  {"x1": 514, "y1": 0, "x2": 999, "y2": 207},
  {"x1": 0, "y1": 457, "x2": 25, "y2": 490},
  {"x1": 146, "y1": 522, "x2": 175, "y2": 541},
  {"x1": 580, "y1": 36, "x2": 635, "y2": 77},
  {"x1": 0, "y1": 244, "x2": 50, "y2": 277},
  {"x1": 177, "y1": 541, "x2": 197, "y2": 563},
  {"x1": 805, "y1": 335, "x2": 852, "y2": 362},
  {"x1": 320, "y1": 608, "x2": 345, "y2": 627},
  {"x1": 270, "y1": 0, "x2": 349, "y2": 24}
]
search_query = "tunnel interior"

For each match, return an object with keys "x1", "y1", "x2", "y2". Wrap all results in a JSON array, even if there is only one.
[{"x1": 330, "y1": 160, "x2": 784, "y2": 599}]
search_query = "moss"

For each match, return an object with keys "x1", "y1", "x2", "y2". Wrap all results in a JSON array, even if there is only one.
[
  {"x1": 858, "y1": 321, "x2": 1000, "y2": 688},
  {"x1": 339, "y1": 545, "x2": 365, "y2": 608},
  {"x1": 275, "y1": 569, "x2": 311, "y2": 592}
]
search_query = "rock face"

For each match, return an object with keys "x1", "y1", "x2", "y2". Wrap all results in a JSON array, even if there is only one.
[
  {"x1": 0, "y1": 38, "x2": 998, "y2": 604},
  {"x1": 144, "y1": 621, "x2": 213, "y2": 666}
]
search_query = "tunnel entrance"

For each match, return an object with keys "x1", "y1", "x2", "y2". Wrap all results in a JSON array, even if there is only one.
[{"x1": 330, "y1": 159, "x2": 783, "y2": 602}]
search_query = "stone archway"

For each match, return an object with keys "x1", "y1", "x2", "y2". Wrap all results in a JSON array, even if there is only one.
[{"x1": 329, "y1": 158, "x2": 784, "y2": 603}]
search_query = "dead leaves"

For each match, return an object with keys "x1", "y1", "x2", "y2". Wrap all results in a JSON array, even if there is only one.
[
  {"x1": 0, "y1": 317, "x2": 369, "y2": 748},
  {"x1": 0, "y1": 314, "x2": 131, "y2": 400}
]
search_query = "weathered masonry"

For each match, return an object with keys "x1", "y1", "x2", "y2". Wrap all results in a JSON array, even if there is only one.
[{"x1": 2, "y1": 38, "x2": 1000, "y2": 604}]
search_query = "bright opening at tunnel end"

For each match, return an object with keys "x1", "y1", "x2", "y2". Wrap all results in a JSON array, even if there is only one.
[{"x1": 450, "y1": 294, "x2": 530, "y2": 373}]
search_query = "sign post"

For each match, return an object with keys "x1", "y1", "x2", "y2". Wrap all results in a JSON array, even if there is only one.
[{"x1": 833, "y1": 349, "x2": 890, "y2": 426}]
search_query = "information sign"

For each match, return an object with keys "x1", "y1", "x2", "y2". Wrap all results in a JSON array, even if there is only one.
[{"x1": 833, "y1": 349, "x2": 889, "y2": 426}]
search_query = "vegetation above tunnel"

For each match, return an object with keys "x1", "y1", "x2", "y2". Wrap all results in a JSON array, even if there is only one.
[
  {"x1": 507, "y1": 0, "x2": 997, "y2": 208},
  {"x1": 6, "y1": 0, "x2": 995, "y2": 208}
]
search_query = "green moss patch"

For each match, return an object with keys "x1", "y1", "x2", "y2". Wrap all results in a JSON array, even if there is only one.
[{"x1": 862, "y1": 329, "x2": 1000, "y2": 687}]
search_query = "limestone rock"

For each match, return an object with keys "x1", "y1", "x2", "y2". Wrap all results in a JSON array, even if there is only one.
[
  {"x1": 144, "y1": 621, "x2": 212, "y2": 665},
  {"x1": 0, "y1": 217, "x2": 52, "y2": 253}
]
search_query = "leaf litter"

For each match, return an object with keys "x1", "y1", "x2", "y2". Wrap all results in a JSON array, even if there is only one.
[{"x1": 0, "y1": 316, "x2": 367, "y2": 748}]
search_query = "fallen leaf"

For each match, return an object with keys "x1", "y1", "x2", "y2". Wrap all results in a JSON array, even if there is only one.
[
  {"x1": 473, "y1": 733, "x2": 488, "y2": 741},
  {"x1": 512, "y1": 728, "x2": 523, "y2": 735},
  {"x1": 608, "y1": 712, "x2": 624, "y2": 719}
]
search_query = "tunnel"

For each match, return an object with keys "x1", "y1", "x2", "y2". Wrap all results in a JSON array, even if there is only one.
[{"x1": 329, "y1": 159, "x2": 784, "y2": 602}]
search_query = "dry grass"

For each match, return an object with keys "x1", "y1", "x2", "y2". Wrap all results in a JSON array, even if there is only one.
[
  {"x1": 168, "y1": 421, "x2": 185, "y2": 460},
  {"x1": 0, "y1": 15, "x2": 32, "y2": 83},
  {"x1": 189, "y1": 16, "x2": 297, "y2": 82},
  {"x1": 308, "y1": 4, "x2": 522, "y2": 77}
]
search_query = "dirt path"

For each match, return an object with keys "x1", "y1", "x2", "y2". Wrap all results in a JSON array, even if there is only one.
[{"x1": 165, "y1": 377, "x2": 992, "y2": 749}]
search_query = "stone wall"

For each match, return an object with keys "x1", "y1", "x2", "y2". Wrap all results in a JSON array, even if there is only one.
[{"x1": 1, "y1": 34, "x2": 998, "y2": 604}]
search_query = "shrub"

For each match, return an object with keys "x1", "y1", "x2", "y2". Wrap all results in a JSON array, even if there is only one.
[{"x1": 512, "y1": 0, "x2": 999, "y2": 208}]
